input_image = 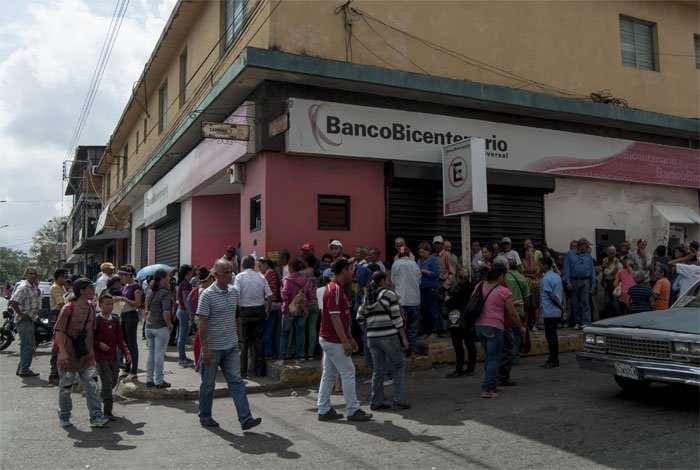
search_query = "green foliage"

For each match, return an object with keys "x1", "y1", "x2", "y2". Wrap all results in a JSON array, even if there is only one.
[
  {"x1": 0, "y1": 247, "x2": 31, "y2": 284},
  {"x1": 29, "y1": 216, "x2": 67, "y2": 280}
]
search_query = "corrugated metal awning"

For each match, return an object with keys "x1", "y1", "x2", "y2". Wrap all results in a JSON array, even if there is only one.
[{"x1": 653, "y1": 204, "x2": 700, "y2": 224}]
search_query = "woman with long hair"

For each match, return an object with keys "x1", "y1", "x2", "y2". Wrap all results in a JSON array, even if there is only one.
[
  {"x1": 601, "y1": 246, "x2": 623, "y2": 318},
  {"x1": 145, "y1": 269, "x2": 174, "y2": 388},
  {"x1": 357, "y1": 271, "x2": 410, "y2": 410},
  {"x1": 521, "y1": 246, "x2": 542, "y2": 330},
  {"x1": 474, "y1": 263, "x2": 525, "y2": 399},
  {"x1": 175, "y1": 264, "x2": 195, "y2": 367},
  {"x1": 473, "y1": 245, "x2": 492, "y2": 283}
]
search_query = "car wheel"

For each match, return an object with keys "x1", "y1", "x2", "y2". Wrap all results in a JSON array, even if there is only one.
[{"x1": 614, "y1": 375, "x2": 651, "y2": 391}]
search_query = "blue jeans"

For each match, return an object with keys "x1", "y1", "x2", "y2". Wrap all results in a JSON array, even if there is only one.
[
  {"x1": 279, "y1": 313, "x2": 307, "y2": 361},
  {"x1": 420, "y1": 287, "x2": 442, "y2": 334},
  {"x1": 16, "y1": 318, "x2": 35, "y2": 374},
  {"x1": 317, "y1": 338, "x2": 360, "y2": 416},
  {"x1": 604, "y1": 286, "x2": 620, "y2": 319},
  {"x1": 512, "y1": 326, "x2": 522, "y2": 364},
  {"x1": 476, "y1": 325, "x2": 504, "y2": 392},
  {"x1": 403, "y1": 305, "x2": 420, "y2": 354},
  {"x1": 176, "y1": 309, "x2": 191, "y2": 361},
  {"x1": 58, "y1": 366, "x2": 102, "y2": 420},
  {"x1": 571, "y1": 279, "x2": 592, "y2": 325},
  {"x1": 145, "y1": 327, "x2": 170, "y2": 384},
  {"x1": 198, "y1": 347, "x2": 252, "y2": 424},
  {"x1": 264, "y1": 308, "x2": 279, "y2": 358},
  {"x1": 368, "y1": 335, "x2": 406, "y2": 406},
  {"x1": 363, "y1": 327, "x2": 394, "y2": 379}
]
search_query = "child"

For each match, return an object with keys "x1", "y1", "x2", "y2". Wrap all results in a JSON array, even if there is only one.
[{"x1": 94, "y1": 292, "x2": 131, "y2": 420}]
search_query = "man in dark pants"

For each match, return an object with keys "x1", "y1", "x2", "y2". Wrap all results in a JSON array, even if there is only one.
[
  {"x1": 49, "y1": 268, "x2": 70, "y2": 385},
  {"x1": 233, "y1": 256, "x2": 272, "y2": 378},
  {"x1": 540, "y1": 257, "x2": 566, "y2": 368}
]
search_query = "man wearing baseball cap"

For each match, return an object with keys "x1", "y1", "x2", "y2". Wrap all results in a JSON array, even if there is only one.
[
  {"x1": 300, "y1": 243, "x2": 315, "y2": 254},
  {"x1": 500, "y1": 237, "x2": 522, "y2": 267},
  {"x1": 328, "y1": 240, "x2": 344, "y2": 261},
  {"x1": 563, "y1": 238, "x2": 596, "y2": 329},
  {"x1": 95, "y1": 262, "x2": 115, "y2": 297}
]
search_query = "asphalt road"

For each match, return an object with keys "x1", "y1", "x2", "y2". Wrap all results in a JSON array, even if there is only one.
[{"x1": 1, "y1": 340, "x2": 698, "y2": 470}]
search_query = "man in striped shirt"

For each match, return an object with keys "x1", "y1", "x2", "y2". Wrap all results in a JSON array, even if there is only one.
[{"x1": 197, "y1": 259, "x2": 261, "y2": 431}]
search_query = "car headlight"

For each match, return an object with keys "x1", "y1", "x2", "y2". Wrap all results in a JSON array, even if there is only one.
[
  {"x1": 595, "y1": 336, "x2": 606, "y2": 345},
  {"x1": 585, "y1": 334, "x2": 595, "y2": 345},
  {"x1": 690, "y1": 343, "x2": 700, "y2": 355},
  {"x1": 673, "y1": 342, "x2": 690, "y2": 354}
]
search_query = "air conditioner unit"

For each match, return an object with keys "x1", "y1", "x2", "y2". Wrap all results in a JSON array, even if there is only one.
[
  {"x1": 229, "y1": 163, "x2": 245, "y2": 184},
  {"x1": 91, "y1": 165, "x2": 100, "y2": 176}
]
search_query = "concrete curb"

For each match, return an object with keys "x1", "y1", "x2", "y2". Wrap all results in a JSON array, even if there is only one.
[{"x1": 118, "y1": 330, "x2": 582, "y2": 401}]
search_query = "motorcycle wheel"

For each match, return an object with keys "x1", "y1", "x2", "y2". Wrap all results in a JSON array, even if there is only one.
[{"x1": 0, "y1": 329, "x2": 13, "y2": 351}]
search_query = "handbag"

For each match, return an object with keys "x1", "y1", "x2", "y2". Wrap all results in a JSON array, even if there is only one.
[
  {"x1": 65, "y1": 302, "x2": 93, "y2": 358},
  {"x1": 612, "y1": 283, "x2": 622, "y2": 298}
]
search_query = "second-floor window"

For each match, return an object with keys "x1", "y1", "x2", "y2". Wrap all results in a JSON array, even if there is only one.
[
  {"x1": 122, "y1": 143, "x2": 128, "y2": 182},
  {"x1": 159, "y1": 83, "x2": 168, "y2": 133},
  {"x1": 179, "y1": 48, "x2": 188, "y2": 107},
  {"x1": 619, "y1": 15, "x2": 657, "y2": 71},
  {"x1": 224, "y1": 0, "x2": 247, "y2": 49},
  {"x1": 695, "y1": 34, "x2": 700, "y2": 69}
]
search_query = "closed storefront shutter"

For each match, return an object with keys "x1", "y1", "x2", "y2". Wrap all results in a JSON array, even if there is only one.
[
  {"x1": 140, "y1": 229, "x2": 149, "y2": 269},
  {"x1": 386, "y1": 183, "x2": 546, "y2": 256},
  {"x1": 155, "y1": 220, "x2": 179, "y2": 267}
]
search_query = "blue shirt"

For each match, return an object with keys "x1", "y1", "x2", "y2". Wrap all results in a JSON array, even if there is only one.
[
  {"x1": 540, "y1": 270, "x2": 564, "y2": 318},
  {"x1": 563, "y1": 249, "x2": 596, "y2": 285},
  {"x1": 418, "y1": 256, "x2": 440, "y2": 289}
]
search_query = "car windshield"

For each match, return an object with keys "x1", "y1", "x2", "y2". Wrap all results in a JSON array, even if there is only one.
[{"x1": 672, "y1": 281, "x2": 700, "y2": 309}]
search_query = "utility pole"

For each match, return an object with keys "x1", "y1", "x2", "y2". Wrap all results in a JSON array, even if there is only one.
[{"x1": 84, "y1": 196, "x2": 89, "y2": 278}]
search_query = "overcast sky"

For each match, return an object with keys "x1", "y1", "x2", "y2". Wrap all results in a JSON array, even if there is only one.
[{"x1": 0, "y1": 0, "x2": 176, "y2": 252}]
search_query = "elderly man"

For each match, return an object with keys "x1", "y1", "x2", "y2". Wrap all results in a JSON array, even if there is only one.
[
  {"x1": 391, "y1": 246, "x2": 421, "y2": 357},
  {"x1": 10, "y1": 266, "x2": 42, "y2": 377},
  {"x1": 500, "y1": 237, "x2": 522, "y2": 268},
  {"x1": 94, "y1": 262, "x2": 115, "y2": 297},
  {"x1": 394, "y1": 238, "x2": 415, "y2": 261},
  {"x1": 563, "y1": 238, "x2": 597, "y2": 329},
  {"x1": 233, "y1": 255, "x2": 272, "y2": 379},
  {"x1": 631, "y1": 238, "x2": 653, "y2": 284},
  {"x1": 198, "y1": 259, "x2": 262, "y2": 431},
  {"x1": 433, "y1": 236, "x2": 456, "y2": 291},
  {"x1": 469, "y1": 240, "x2": 483, "y2": 276}
]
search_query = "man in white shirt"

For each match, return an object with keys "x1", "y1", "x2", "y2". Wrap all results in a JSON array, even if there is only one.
[
  {"x1": 233, "y1": 255, "x2": 272, "y2": 378},
  {"x1": 469, "y1": 240, "x2": 483, "y2": 275},
  {"x1": 500, "y1": 237, "x2": 522, "y2": 268},
  {"x1": 94, "y1": 262, "x2": 115, "y2": 296},
  {"x1": 391, "y1": 246, "x2": 421, "y2": 357},
  {"x1": 669, "y1": 252, "x2": 700, "y2": 297}
]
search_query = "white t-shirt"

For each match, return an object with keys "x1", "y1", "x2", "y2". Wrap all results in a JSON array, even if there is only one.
[
  {"x1": 503, "y1": 250, "x2": 522, "y2": 266},
  {"x1": 675, "y1": 263, "x2": 700, "y2": 297}
]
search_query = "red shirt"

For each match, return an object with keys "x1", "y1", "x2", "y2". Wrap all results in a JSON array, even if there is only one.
[
  {"x1": 93, "y1": 314, "x2": 130, "y2": 362},
  {"x1": 320, "y1": 279, "x2": 350, "y2": 344}
]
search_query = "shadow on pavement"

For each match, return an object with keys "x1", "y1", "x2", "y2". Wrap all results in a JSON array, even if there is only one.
[
  {"x1": 18, "y1": 376, "x2": 55, "y2": 389},
  {"x1": 64, "y1": 416, "x2": 145, "y2": 450},
  {"x1": 203, "y1": 427, "x2": 301, "y2": 459}
]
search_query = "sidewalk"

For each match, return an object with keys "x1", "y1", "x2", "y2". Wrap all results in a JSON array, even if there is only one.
[{"x1": 119, "y1": 327, "x2": 582, "y2": 400}]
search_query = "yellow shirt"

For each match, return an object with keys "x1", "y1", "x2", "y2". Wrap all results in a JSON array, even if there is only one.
[{"x1": 49, "y1": 283, "x2": 66, "y2": 311}]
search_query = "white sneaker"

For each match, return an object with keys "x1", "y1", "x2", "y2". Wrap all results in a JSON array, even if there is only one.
[{"x1": 383, "y1": 379, "x2": 394, "y2": 387}]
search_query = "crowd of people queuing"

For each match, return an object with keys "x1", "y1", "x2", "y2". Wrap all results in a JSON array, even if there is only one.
[{"x1": 6, "y1": 233, "x2": 700, "y2": 427}]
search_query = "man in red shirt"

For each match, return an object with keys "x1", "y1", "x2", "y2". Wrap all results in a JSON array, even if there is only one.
[{"x1": 316, "y1": 259, "x2": 373, "y2": 422}]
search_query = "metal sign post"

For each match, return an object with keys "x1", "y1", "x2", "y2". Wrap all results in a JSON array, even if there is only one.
[{"x1": 442, "y1": 138, "x2": 488, "y2": 280}]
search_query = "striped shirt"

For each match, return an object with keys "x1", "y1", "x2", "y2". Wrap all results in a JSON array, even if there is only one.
[
  {"x1": 628, "y1": 284, "x2": 653, "y2": 314},
  {"x1": 196, "y1": 283, "x2": 239, "y2": 351},
  {"x1": 356, "y1": 289, "x2": 404, "y2": 338}
]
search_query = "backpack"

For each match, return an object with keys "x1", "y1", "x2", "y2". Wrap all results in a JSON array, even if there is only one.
[
  {"x1": 288, "y1": 281, "x2": 308, "y2": 316},
  {"x1": 464, "y1": 282, "x2": 497, "y2": 326}
]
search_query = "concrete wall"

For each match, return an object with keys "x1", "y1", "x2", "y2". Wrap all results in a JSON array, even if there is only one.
[
  {"x1": 180, "y1": 198, "x2": 193, "y2": 265},
  {"x1": 544, "y1": 176, "x2": 700, "y2": 252},
  {"x1": 191, "y1": 194, "x2": 241, "y2": 267},
  {"x1": 270, "y1": 0, "x2": 699, "y2": 118},
  {"x1": 239, "y1": 151, "x2": 386, "y2": 260}
]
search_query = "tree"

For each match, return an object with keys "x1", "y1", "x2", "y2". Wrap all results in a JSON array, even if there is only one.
[
  {"x1": 0, "y1": 247, "x2": 30, "y2": 285},
  {"x1": 29, "y1": 216, "x2": 67, "y2": 280}
]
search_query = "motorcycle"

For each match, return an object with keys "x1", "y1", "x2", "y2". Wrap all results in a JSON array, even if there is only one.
[{"x1": 0, "y1": 308, "x2": 55, "y2": 351}]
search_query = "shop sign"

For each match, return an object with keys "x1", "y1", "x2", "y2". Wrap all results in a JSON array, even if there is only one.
[
  {"x1": 286, "y1": 98, "x2": 699, "y2": 188},
  {"x1": 202, "y1": 122, "x2": 250, "y2": 140},
  {"x1": 442, "y1": 139, "x2": 488, "y2": 216}
]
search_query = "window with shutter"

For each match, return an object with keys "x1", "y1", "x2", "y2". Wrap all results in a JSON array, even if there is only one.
[
  {"x1": 619, "y1": 16, "x2": 657, "y2": 71},
  {"x1": 224, "y1": 0, "x2": 247, "y2": 49},
  {"x1": 695, "y1": 35, "x2": 700, "y2": 69}
]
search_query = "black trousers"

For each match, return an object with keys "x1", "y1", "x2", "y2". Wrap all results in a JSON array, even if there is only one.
[
  {"x1": 544, "y1": 317, "x2": 560, "y2": 365},
  {"x1": 240, "y1": 305, "x2": 266, "y2": 377},
  {"x1": 449, "y1": 326, "x2": 477, "y2": 373},
  {"x1": 121, "y1": 310, "x2": 139, "y2": 374},
  {"x1": 497, "y1": 328, "x2": 515, "y2": 383},
  {"x1": 96, "y1": 359, "x2": 119, "y2": 413}
]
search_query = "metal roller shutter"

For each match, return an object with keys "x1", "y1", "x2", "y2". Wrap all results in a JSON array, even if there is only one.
[
  {"x1": 386, "y1": 184, "x2": 545, "y2": 257},
  {"x1": 155, "y1": 220, "x2": 179, "y2": 267},
  {"x1": 140, "y1": 229, "x2": 149, "y2": 269}
]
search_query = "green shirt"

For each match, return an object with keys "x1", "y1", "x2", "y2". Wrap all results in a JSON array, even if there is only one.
[{"x1": 506, "y1": 271, "x2": 530, "y2": 317}]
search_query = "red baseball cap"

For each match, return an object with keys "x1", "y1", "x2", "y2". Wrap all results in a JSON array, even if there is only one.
[
  {"x1": 300, "y1": 243, "x2": 314, "y2": 251},
  {"x1": 398, "y1": 246, "x2": 411, "y2": 257}
]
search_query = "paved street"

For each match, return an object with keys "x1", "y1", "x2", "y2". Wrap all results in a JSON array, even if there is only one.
[{"x1": 1, "y1": 340, "x2": 698, "y2": 470}]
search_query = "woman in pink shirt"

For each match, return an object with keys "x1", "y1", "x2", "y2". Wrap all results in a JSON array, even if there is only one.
[
  {"x1": 474, "y1": 263, "x2": 524, "y2": 399},
  {"x1": 614, "y1": 259, "x2": 636, "y2": 315}
]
